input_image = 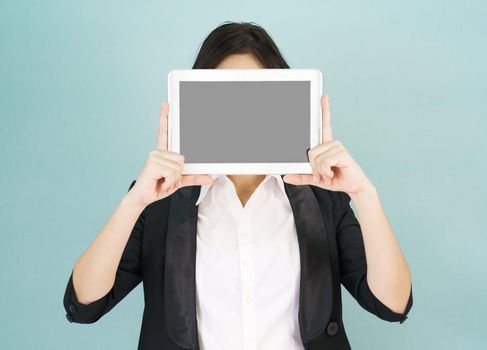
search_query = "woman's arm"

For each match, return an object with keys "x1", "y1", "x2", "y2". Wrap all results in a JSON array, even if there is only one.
[
  {"x1": 349, "y1": 182, "x2": 411, "y2": 313},
  {"x1": 69, "y1": 102, "x2": 214, "y2": 306},
  {"x1": 71, "y1": 190, "x2": 146, "y2": 304},
  {"x1": 283, "y1": 94, "x2": 412, "y2": 317},
  {"x1": 331, "y1": 188, "x2": 412, "y2": 322},
  {"x1": 64, "y1": 179, "x2": 147, "y2": 323}
]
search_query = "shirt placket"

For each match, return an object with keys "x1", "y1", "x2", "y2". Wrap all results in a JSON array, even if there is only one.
[{"x1": 237, "y1": 203, "x2": 257, "y2": 350}]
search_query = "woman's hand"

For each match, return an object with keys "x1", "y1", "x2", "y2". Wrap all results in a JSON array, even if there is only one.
[
  {"x1": 129, "y1": 101, "x2": 214, "y2": 207},
  {"x1": 283, "y1": 95, "x2": 374, "y2": 196}
]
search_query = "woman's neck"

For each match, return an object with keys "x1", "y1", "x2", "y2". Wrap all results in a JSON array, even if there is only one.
[{"x1": 226, "y1": 174, "x2": 266, "y2": 207}]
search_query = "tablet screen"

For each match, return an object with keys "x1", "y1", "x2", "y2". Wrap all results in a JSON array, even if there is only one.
[{"x1": 179, "y1": 81, "x2": 310, "y2": 163}]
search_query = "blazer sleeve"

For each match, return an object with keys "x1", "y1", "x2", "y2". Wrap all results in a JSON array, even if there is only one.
[
  {"x1": 63, "y1": 179, "x2": 144, "y2": 324},
  {"x1": 335, "y1": 190, "x2": 413, "y2": 323}
]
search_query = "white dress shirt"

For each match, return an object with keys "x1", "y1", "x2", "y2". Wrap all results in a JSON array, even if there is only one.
[{"x1": 195, "y1": 174, "x2": 304, "y2": 350}]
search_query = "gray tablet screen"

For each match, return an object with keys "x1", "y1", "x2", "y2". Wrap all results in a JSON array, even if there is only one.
[{"x1": 179, "y1": 81, "x2": 310, "y2": 163}]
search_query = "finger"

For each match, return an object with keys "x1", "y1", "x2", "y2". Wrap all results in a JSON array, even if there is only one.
[
  {"x1": 315, "y1": 151, "x2": 345, "y2": 177},
  {"x1": 316, "y1": 159, "x2": 334, "y2": 178},
  {"x1": 146, "y1": 153, "x2": 182, "y2": 189},
  {"x1": 283, "y1": 173, "x2": 336, "y2": 189},
  {"x1": 321, "y1": 94, "x2": 333, "y2": 143},
  {"x1": 149, "y1": 156, "x2": 182, "y2": 177},
  {"x1": 307, "y1": 141, "x2": 337, "y2": 179},
  {"x1": 148, "y1": 155, "x2": 183, "y2": 188},
  {"x1": 163, "y1": 175, "x2": 213, "y2": 192},
  {"x1": 156, "y1": 101, "x2": 169, "y2": 150},
  {"x1": 149, "y1": 149, "x2": 184, "y2": 167},
  {"x1": 159, "y1": 177, "x2": 189, "y2": 195},
  {"x1": 153, "y1": 165, "x2": 179, "y2": 192},
  {"x1": 307, "y1": 150, "x2": 322, "y2": 183},
  {"x1": 282, "y1": 174, "x2": 317, "y2": 186},
  {"x1": 308, "y1": 149, "x2": 327, "y2": 183},
  {"x1": 179, "y1": 174, "x2": 214, "y2": 188},
  {"x1": 158, "y1": 182, "x2": 180, "y2": 198},
  {"x1": 308, "y1": 140, "x2": 338, "y2": 167}
]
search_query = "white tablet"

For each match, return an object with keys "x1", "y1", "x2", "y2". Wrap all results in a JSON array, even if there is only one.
[{"x1": 167, "y1": 68, "x2": 322, "y2": 175}]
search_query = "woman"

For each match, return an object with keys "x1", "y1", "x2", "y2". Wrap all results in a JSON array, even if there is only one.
[{"x1": 63, "y1": 21, "x2": 413, "y2": 350}]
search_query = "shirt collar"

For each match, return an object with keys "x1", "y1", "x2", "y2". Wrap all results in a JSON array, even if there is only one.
[{"x1": 195, "y1": 174, "x2": 286, "y2": 206}]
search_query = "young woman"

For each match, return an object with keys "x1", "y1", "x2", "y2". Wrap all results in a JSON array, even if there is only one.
[{"x1": 63, "y1": 21, "x2": 413, "y2": 350}]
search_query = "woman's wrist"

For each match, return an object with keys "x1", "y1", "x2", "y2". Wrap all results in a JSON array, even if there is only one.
[
  {"x1": 122, "y1": 190, "x2": 147, "y2": 214},
  {"x1": 348, "y1": 179, "x2": 378, "y2": 203}
]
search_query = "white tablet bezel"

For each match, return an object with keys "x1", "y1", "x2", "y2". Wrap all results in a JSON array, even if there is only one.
[{"x1": 167, "y1": 68, "x2": 322, "y2": 175}]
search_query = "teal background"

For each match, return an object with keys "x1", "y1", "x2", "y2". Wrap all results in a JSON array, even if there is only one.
[{"x1": 1, "y1": 0, "x2": 486, "y2": 349}]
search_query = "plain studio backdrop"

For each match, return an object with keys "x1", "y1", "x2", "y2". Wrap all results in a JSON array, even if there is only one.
[{"x1": 1, "y1": 1, "x2": 486, "y2": 349}]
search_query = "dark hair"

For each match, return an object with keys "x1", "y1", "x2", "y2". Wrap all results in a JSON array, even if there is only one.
[{"x1": 192, "y1": 21, "x2": 290, "y2": 69}]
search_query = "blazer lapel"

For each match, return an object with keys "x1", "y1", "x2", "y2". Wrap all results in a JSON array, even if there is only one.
[
  {"x1": 164, "y1": 178, "x2": 334, "y2": 349},
  {"x1": 164, "y1": 185, "x2": 200, "y2": 350},
  {"x1": 281, "y1": 175, "x2": 334, "y2": 343}
]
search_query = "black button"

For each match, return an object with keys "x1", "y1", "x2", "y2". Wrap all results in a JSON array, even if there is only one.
[
  {"x1": 66, "y1": 313, "x2": 74, "y2": 322},
  {"x1": 69, "y1": 304, "x2": 78, "y2": 313},
  {"x1": 326, "y1": 321, "x2": 339, "y2": 336}
]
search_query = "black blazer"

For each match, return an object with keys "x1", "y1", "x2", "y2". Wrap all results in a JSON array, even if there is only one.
[{"x1": 63, "y1": 176, "x2": 413, "y2": 349}]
